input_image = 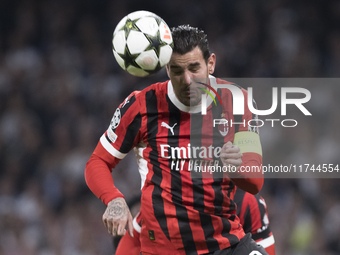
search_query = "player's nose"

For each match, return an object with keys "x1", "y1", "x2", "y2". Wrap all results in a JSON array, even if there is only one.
[{"x1": 181, "y1": 70, "x2": 192, "y2": 86}]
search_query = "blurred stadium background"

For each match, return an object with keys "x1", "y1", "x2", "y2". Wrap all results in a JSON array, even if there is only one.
[{"x1": 0, "y1": 0, "x2": 340, "y2": 254}]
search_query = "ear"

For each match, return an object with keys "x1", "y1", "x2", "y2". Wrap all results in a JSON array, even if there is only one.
[{"x1": 207, "y1": 53, "x2": 216, "y2": 74}]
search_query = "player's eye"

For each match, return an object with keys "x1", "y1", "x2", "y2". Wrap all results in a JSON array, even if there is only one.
[
  {"x1": 171, "y1": 69, "x2": 183, "y2": 75},
  {"x1": 188, "y1": 64, "x2": 201, "y2": 73},
  {"x1": 188, "y1": 67, "x2": 200, "y2": 74}
]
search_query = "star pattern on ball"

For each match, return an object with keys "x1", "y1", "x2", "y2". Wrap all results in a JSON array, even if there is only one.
[
  {"x1": 120, "y1": 18, "x2": 141, "y2": 39},
  {"x1": 144, "y1": 30, "x2": 168, "y2": 56},
  {"x1": 112, "y1": 12, "x2": 174, "y2": 76},
  {"x1": 118, "y1": 49, "x2": 138, "y2": 70},
  {"x1": 117, "y1": 18, "x2": 141, "y2": 69}
]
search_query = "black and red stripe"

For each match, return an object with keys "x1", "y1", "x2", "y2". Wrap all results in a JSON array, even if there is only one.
[
  {"x1": 166, "y1": 95, "x2": 197, "y2": 253},
  {"x1": 145, "y1": 89, "x2": 170, "y2": 240},
  {"x1": 118, "y1": 81, "x2": 248, "y2": 254}
]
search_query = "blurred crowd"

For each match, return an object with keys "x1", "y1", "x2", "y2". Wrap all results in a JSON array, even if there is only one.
[{"x1": 0, "y1": 0, "x2": 340, "y2": 254}]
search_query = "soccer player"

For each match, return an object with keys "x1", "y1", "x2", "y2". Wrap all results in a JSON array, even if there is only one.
[
  {"x1": 85, "y1": 25, "x2": 267, "y2": 254},
  {"x1": 114, "y1": 188, "x2": 276, "y2": 255}
]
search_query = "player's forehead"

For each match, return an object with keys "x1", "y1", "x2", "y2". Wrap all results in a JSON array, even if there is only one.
[{"x1": 168, "y1": 46, "x2": 205, "y2": 69}]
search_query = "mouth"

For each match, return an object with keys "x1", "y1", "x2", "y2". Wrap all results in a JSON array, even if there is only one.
[{"x1": 183, "y1": 90, "x2": 198, "y2": 98}]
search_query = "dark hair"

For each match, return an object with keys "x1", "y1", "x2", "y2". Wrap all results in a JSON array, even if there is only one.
[{"x1": 171, "y1": 25, "x2": 211, "y2": 62}]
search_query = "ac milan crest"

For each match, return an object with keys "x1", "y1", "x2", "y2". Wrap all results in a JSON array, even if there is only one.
[{"x1": 217, "y1": 118, "x2": 229, "y2": 136}]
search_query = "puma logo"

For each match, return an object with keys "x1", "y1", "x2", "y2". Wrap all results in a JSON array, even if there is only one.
[{"x1": 161, "y1": 122, "x2": 177, "y2": 136}]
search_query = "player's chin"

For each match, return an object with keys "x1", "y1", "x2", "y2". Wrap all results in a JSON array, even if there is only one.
[{"x1": 188, "y1": 95, "x2": 202, "y2": 106}]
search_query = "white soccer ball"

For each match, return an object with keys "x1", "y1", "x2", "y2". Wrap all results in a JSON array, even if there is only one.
[{"x1": 112, "y1": 10, "x2": 173, "y2": 77}]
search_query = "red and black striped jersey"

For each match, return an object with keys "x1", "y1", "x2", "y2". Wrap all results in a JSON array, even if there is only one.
[
  {"x1": 90, "y1": 78, "x2": 263, "y2": 255},
  {"x1": 233, "y1": 187, "x2": 275, "y2": 254},
  {"x1": 131, "y1": 186, "x2": 276, "y2": 255}
]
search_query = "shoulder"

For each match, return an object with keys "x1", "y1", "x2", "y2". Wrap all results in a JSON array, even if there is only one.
[
  {"x1": 133, "y1": 80, "x2": 169, "y2": 102},
  {"x1": 119, "y1": 80, "x2": 169, "y2": 109},
  {"x1": 215, "y1": 78, "x2": 248, "y2": 95}
]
